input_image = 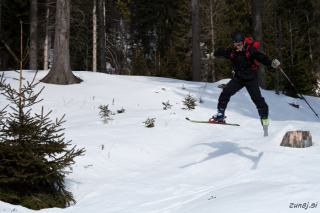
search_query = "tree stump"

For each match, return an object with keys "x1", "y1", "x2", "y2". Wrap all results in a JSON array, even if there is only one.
[{"x1": 280, "y1": 131, "x2": 312, "y2": 148}]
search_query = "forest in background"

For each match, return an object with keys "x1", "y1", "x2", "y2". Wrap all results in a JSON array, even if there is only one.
[{"x1": 0, "y1": 0, "x2": 319, "y2": 96}]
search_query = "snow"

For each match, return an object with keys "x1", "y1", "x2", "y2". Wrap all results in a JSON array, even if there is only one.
[{"x1": 1, "y1": 70, "x2": 320, "y2": 213}]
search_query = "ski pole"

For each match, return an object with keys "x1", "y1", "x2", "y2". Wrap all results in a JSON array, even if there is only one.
[{"x1": 278, "y1": 66, "x2": 319, "y2": 118}]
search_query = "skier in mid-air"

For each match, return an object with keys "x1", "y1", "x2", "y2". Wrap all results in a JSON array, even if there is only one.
[{"x1": 211, "y1": 33, "x2": 280, "y2": 126}]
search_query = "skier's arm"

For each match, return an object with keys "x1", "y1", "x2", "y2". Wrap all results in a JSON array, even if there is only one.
[
  {"x1": 249, "y1": 48, "x2": 272, "y2": 66},
  {"x1": 214, "y1": 48, "x2": 232, "y2": 59}
]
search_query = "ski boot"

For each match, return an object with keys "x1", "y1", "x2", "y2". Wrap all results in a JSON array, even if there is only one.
[
  {"x1": 261, "y1": 118, "x2": 269, "y2": 126},
  {"x1": 209, "y1": 109, "x2": 225, "y2": 123}
]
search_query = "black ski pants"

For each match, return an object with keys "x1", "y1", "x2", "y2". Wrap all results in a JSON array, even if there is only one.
[{"x1": 217, "y1": 76, "x2": 269, "y2": 118}]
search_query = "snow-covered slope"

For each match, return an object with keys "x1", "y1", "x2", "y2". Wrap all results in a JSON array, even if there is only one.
[{"x1": 1, "y1": 70, "x2": 320, "y2": 213}]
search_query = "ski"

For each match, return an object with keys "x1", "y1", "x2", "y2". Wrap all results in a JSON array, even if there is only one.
[{"x1": 185, "y1": 117, "x2": 240, "y2": 126}]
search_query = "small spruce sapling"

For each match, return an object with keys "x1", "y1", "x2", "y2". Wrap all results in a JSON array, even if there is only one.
[
  {"x1": 201, "y1": 83, "x2": 208, "y2": 90},
  {"x1": 162, "y1": 100, "x2": 173, "y2": 110},
  {"x1": 143, "y1": 117, "x2": 156, "y2": 128},
  {"x1": 0, "y1": 21, "x2": 85, "y2": 210},
  {"x1": 98, "y1": 104, "x2": 113, "y2": 123},
  {"x1": 117, "y1": 107, "x2": 126, "y2": 113},
  {"x1": 182, "y1": 92, "x2": 197, "y2": 110},
  {"x1": 0, "y1": 72, "x2": 85, "y2": 210}
]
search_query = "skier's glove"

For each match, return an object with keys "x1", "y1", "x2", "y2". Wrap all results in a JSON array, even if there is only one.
[{"x1": 271, "y1": 59, "x2": 280, "y2": 68}]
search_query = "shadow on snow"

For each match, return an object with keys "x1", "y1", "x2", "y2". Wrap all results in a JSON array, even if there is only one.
[{"x1": 181, "y1": 142, "x2": 264, "y2": 170}]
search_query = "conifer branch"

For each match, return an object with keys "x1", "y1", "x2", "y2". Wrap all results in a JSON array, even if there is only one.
[{"x1": 1, "y1": 40, "x2": 20, "y2": 64}]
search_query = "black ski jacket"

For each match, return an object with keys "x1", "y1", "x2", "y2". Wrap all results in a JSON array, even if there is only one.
[{"x1": 214, "y1": 46, "x2": 272, "y2": 81}]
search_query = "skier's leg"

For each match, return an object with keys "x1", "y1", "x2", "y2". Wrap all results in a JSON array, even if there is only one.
[
  {"x1": 212, "y1": 77, "x2": 244, "y2": 122},
  {"x1": 244, "y1": 79, "x2": 269, "y2": 118},
  {"x1": 217, "y1": 77, "x2": 244, "y2": 110}
]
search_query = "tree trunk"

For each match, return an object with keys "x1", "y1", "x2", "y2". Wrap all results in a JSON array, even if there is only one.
[
  {"x1": 273, "y1": 12, "x2": 279, "y2": 95},
  {"x1": 103, "y1": 0, "x2": 106, "y2": 49},
  {"x1": 0, "y1": 0, "x2": 6, "y2": 71},
  {"x1": 281, "y1": 131, "x2": 312, "y2": 148},
  {"x1": 41, "y1": 0, "x2": 82, "y2": 85},
  {"x1": 1, "y1": 52, "x2": 8, "y2": 71},
  {"x1": 305, "y1": 12, "x2": 312, "y2": 60},
  {"x1": 277, "y1": 18, "x2": 283, "y2": 93},
  {"x1": 98, "y1": 0, "x2": 106, "y2": 73},
  {"x1": 192, "y1": 0, "x2": 201, "y2": 81},
  {"x1": 0, "y1": 0, "x2": 2, "y2": 37},
  {"x1": 210, "y1": 0, "x2": 215, "y2": 82},
  {"x1": 30, "y1": 0, "x2": 37, "y2": 70},
  {"x1": 93, "y1": 0, "x2": 97, "y2": 72},
  {"x1": 250, "y1": 0, "x2": 266, "y2": 89},
  {"x1": 43, "y1": 0, "x2": 49, "y2": 70},
  {"x1": 289, "y1": 16, "x2": 294, "y2": 72}
]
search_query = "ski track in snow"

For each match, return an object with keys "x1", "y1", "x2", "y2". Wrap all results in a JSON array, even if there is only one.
[{"x1": 135, "y1": 161, "x2": 246, "y2": 212}]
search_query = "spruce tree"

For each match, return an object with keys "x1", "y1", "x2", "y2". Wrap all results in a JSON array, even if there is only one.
[
  {"x1": 273, "y1": 0, "x2": 317, "y2": 96},
  {"x1": 182, "y1": 92, "x2": 197, "y2": 110},
  {"x1": 129, "y1": 0, "x2": 158, "y2": 57},
  {"x1": 165, "y1": 44, "x2": 184, "y2": 79},
  {"x1": 0, "y1": 71, "x2": 85, "y2": 209},
  {"x1": 157, "y1": 0, "x2": 190, "y2": 76},
  {"x1": 131, "y1": 45, "x2": 149, "y2": 75}
]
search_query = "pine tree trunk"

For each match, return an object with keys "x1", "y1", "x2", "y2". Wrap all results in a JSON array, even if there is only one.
[
  {"x1": 192, "y1": 0, "x2": 201, "y2": 82},
  {"x1": 277, "y1": 18, "x2": 283, "y2": 93},
  {"x1": 250, "y1": 0, "x2": 266, "y2": 89},
  {"x1": 289, "y1": 17, "x2": 294, "y2": 72},
  {"x1": 103, "y1": 0, "x2": 106, "y2": 49},
  {"x1": 1, "y1": 0, "x2": 7, "y2": 72},
  {"x1": 93, "y1": 0, "x2": 97, "y2": 72},
  {"x1": 273, "y1": 12, "x2": 279, "y2": 95},
  {"x1": 305, "y1": 13, "x2": 312, "y2": 60},
  {"x1": 0, "y1": 0, "x2": 5, "y2": 71},
  {"x1": 98, "y1": 0, "x2": 106, "y2": 73},
  {"x1": 43, "y1": 0, "x2": 49, "y2": 70},
  {"x1": 0, "y1": 0, "x2": 2, "y2": 37},
  {"x1": 210, "y1": 0, "x2": 215, "y2": 82},
  {"x1": 30, "y1": 0, "x2": 37, "y2": 70},
  {"x1": 41, "y1": 0, "x2": 82, "y2": 85},
  {"x1": 1, "y1": 53, "x2": 8, "y2": 71}
]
